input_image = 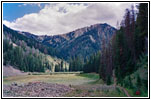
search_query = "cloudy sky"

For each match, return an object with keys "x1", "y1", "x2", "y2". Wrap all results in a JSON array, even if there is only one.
[{"x1": 3, "y1": 2, "x2": 136, "y2": 35}]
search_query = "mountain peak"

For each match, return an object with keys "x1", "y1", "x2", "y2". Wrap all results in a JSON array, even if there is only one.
[
  {"x1": 59, "y1": 23, "x2": 116, "y2": 40},
  {"x1": 39, "y1": 23, "x2": 117, "y2": 59}
]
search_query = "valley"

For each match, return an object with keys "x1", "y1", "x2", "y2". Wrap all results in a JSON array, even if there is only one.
[
  {"x1": 2, "y1": 3, "x2": 148, "y2": 98},
  {"x1": 3, "y1": 73, "x2": 128, "y2": 97}
]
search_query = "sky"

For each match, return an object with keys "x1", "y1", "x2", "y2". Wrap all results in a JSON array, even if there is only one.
[{"x1": 3, "y1": 2, "x2": 136, "y2": 36}]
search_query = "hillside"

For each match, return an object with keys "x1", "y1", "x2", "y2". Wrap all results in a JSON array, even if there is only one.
[
  {"x1": 3, "y1": 23, "x2": 116, "y2": 72},
  {"x1": 3, "y1": 65, "x2": 28, "y2": 77},
  {"x1": 3, "y1": 25, "x2": 69, "y2": 73},
  {"x1": 49, "y1": 23, "x2": 116, "y2": 59},
  {"x1": 21, "y1": 23, "x2": 117, "y2": 60},
  {"x1": 3, "y1": 25, "x2": 61, "y2": 58}
]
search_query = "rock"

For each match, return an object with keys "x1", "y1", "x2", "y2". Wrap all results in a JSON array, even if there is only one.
[
  {"x1": 3, "y1": 82, "x2": 72, "y2": 97},
  {"x1": 11, "y1": 82, "x2": 17, "y2": 86}
]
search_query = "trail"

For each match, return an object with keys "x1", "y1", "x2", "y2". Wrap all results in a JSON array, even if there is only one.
[
  {"x1": 113, "y1": 70, "x2": 116, "y2": 86},
  {"x1": 121, "y1": 87, "x2": 131, "y2": 97},
  {"x1": 113, "y1": 70, "x2": 131, "y2": 97}
]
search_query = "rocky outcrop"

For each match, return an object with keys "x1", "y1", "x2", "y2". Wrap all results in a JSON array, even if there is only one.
[{"x1": 3, "y1": 82, "x2": 73, "y2": 97}]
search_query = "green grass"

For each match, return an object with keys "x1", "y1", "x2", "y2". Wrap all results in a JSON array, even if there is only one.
[
  {"x1": 77, "y1": 73, "x2": 105, "y2": 85},
  {"x1": 31, "y1": 71, "x2": 83, "y2": 75},
  {"x1": 4, "y1": 73, "x2": 144, "y2": 97},
  {"x1": 64, "y1": 85, "x2": 126, "y2": 97},
  {"x1": 78, "y1": 73, "x2": 99, "y2": 80},
  {"x1": 126, "y1": 88, "x2": 148, "y2": 97},
  {"x1": 3, "y1": 74, "x2": 96, "y2": 85},
  {"x1": 122, "y1": 66, "x2": 148, "y2": 97},
  {"x1": 104, "y1": 89, "x2": 127, "y2": 97},
  {"x1": 89, "y1": 79, "x2": 105, "y2": 85}
]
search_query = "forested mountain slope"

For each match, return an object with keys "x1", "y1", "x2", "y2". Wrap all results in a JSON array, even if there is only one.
[
  {"x1": 3, "y1": 25, "x2": 60, "y2": 58},
  {"x1": 3, "y1": 25, "x2": 69, "y2": 72},
  {"x1": 37, "y1": 23, "x2": 116, "y2": 60},
  {"x1": 4, "y1": 23, "x2": 116, "y2": 60}
]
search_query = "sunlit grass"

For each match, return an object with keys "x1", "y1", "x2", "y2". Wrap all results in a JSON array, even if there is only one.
[
  {"x1": 78, "y1": 73, "x2": 99, "y2": 80},
  {"x1": 3, "y1": 74, "x2": 97, "y2": 85},
  {"x1": 3, "y1": 73, "x2": 138, "y2": 97}
]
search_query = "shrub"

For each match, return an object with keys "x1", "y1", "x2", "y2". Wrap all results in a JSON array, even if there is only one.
[{"x1": 136, "y1": 74, "x2": 142, "y2": 89}]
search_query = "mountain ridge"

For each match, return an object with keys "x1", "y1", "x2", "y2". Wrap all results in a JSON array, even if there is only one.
[
  {"x1": 39, "y1": 23, "x2": 117, "y2": 60},
  {"x1": 3, "y1": 23, "x2": 117, "y2": 60}
]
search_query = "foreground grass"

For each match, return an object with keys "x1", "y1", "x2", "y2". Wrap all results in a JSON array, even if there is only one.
[
  {"x1": 125, "y1": 88, "x2": 148, "y2": 97},
  {"x1": 64, "y1": 84, "x2": 126, "y2": 97}
]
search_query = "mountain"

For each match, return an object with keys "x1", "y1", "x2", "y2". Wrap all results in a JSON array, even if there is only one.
[
  {"x1": 3, "y1": 25, "x2": 61, "y2": 58},
  {"x1": 36, "y1": 23, "x2": 117, "y2": 60},
  {"x1": 3, "y1": 23, "x2": 116, "y2": 60}
]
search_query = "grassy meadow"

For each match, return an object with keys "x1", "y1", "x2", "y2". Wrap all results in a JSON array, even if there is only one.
[
  {"x1": 3, "y1": 73, "x2": 98, "y2": 85},
  {"x1": 3, "y1": 73, "x2": 127, "y2": 97}
]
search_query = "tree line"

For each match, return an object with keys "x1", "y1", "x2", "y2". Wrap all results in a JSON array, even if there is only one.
[
  {"x1": 72, "y1": 3, "x2": 148, "y2": 88},
  {"x1": 112, "y1": 3, "x2": 148, "y2": 84},
  {"x1": 55, "y1": 60, "x2": 68, "y2": 72},
  {"x1": 97, "y1": 3, "x2": 148, "y2": 94}
]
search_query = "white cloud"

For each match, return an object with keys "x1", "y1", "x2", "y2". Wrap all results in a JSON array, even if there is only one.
[
  {"x1": 4, "y1": 3, "x2": 134, "y2": 35},
  {"x1": 18, "y1": 3, "x2": 42, "y2": 8}
]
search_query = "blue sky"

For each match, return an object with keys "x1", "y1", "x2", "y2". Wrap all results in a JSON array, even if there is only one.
[
  {"x1": 3, "y1": 3, "x2": 46, "y2": 22},
  {"x1": 3, "y1": 3, "x2": 134, "y2": 35}
]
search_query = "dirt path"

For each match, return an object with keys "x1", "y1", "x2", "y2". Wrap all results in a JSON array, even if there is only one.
[
  {"x1": 113, "y1": 70, "x2": 131, "y2": 97},
  {"x1": 117, "y1": 86, "x2": 131, "y2": 97},
  {"x1": 122, "y1": 87, "x2": 131, "y2": 97},
  {"x1": 113, "y1": 70, "x2": 117, "y2": 86}
]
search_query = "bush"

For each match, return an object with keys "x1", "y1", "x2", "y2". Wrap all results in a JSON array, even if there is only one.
[
  {"x1": 136, "y1": 74, "x2": 142, "y2": 90},
  {"x1": 123, "y1": 76, "x2": 133, "y2": 88},
  {"x1": 137, "y1": 53, "x2": 148, "y2": 69}
]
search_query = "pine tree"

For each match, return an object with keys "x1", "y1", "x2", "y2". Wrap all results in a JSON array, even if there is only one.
[
  {"x1": 61, "y1": 60, "x2": 64, "y2": 72},
  {"x1": 112, "y1": 3, "x2": 148, "y2": 85},
  {"x1": 135, "y1": 3, "x2": 148, "y2": 55},
  {"x1": 137, "y1": 3, "x2": 148, "y2": 38}
]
